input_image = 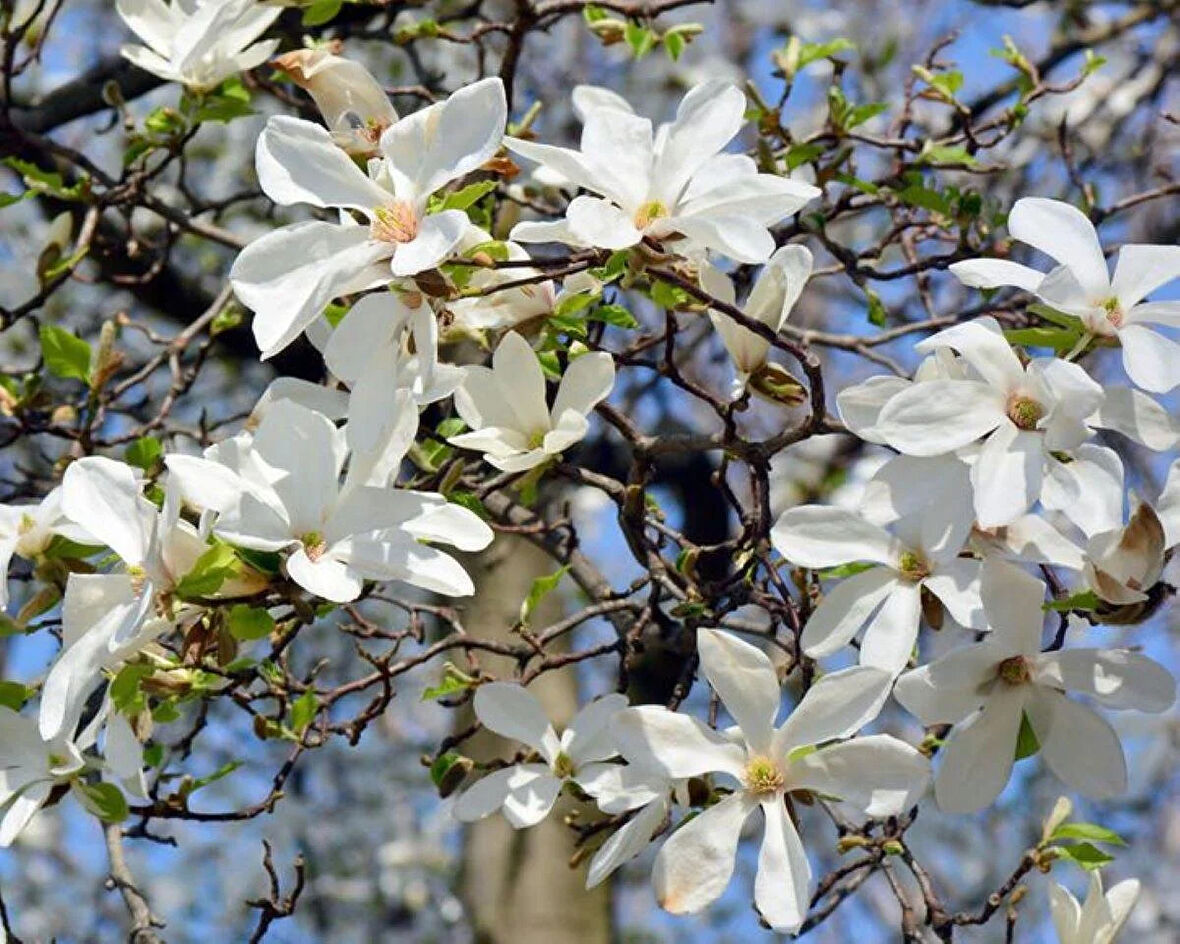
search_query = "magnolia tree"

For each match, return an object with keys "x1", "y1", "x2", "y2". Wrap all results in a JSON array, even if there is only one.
[{"x1": 1, "y1": 0, "x2": 1178, "y2": 941}]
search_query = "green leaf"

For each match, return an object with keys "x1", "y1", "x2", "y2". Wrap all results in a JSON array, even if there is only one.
[
  {"x1": 1014, "y1": 712, "x2": 1040, "y2": 760},
  {"x1": 554, "y1": 292, "x2": 594, "y2": 320},
  {"x1": 0, "y1": 190, "x2": 28, "y2": 209},
  {"x1": 125, "y1": 436, "x2": 163, "y2": 472},
  {"x1": 917, "y1": 143, "x2": 978, "y2": 167},
  {"x1": 1050, "y1": 822, "x2": 1126, "y2": 846},
  {"x1": 582, "y1": 3, "x2": 607, "y2": 23},
  {"x1": 844, "y1": 102, "x2": 888, "y2": 129},
  {"x1": 421, "y1": 675, "x2": 471, "y2": 702},
  {"x1": 1055, "y1": 841, "x2": 1115, "y2": 871},
  {"x1": 42, "y1": 534, "x2": 104, "y2": 560},
  {"x1": 39, "y1": 325, "x2": 92, "y2": 384},
  {"x1": 110, "y1": 664, "x2": 153, "y2": 714},
  {"x1": 799, "y1": 38, "x2": 855, "y2": 69},
  {"x1": 625, "y1": 21, "x2": 655, "y2": 58},
  {"x1": 786, "y1": 142, "x2": 825, "y2": 171},
  {"x1": 143, "y1": 743, "x2": 164, "y2": 768},
  {"x1": 432, "y1": 180, "x2": 498, "y2": 213},
  {"x1": 152, "y1": 700, "x2": 180, "y2": 723},
  {"x1": 191, "y1": 79, "x2": 253, "y2": 123},
  {"x1": 520, "y1": 566, "x2": 569, "y2": 626},
  {"x1": 866, "y1": 289, "x2": 887, "y2": 327},
  {"x1": 664, "y1": 31, "x2": 685, "y2": 61},
  {"x1": 895, "y1": 183, "x2": 952, "y2": 215},
  {"x1": 235, "y1": 547, "x2": 282, "y2": 575},
  {"x1": 188, "y1": 761, "x2": 241, "y2": 791},
  {"x1": 447, "y1": 490, "x2": 489, "y2": 520},
  {"x1": 818, "y1": 561, "x2": 876, "y2": 579},
  {"x1": 173, "y1": 543, "x2": 239, "y2": 599},
  {"x1": 1044, "y1": 590, "x2": 1099, "y2": 613},
  {"x1": 1003, "y1": 326, "x2": 1084, "y2": 353},
  {"x1": 1027, "y1": 304, "x2": 1083, "y2": 329},
  {"x1": 650, "y1": 280, "x2": 690, "y2": 310},
  {"x1": 302, "y1": 0, "x2": 342, "y2": 26},
  {"x1": 289, "y1": 691, "x2": 318, "y2": 735},
  {"x1": 76, "y1": 782, "x2": 129, "y2": 823},
  {"x1": 227, "y1": 605, "x2": 275, "y2": 641},
  {"x1": 0, "y1": 681, "x2": 31, "y2": 710},
  {"x1": 2, "y1": 157, "x2": 88, "y2": 200},
  {"x1": 589, "y1": 303, "x2": 638, "y2": 330}
]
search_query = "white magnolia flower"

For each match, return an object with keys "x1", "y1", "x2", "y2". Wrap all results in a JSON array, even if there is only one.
[
  {"x1": 230, "y1": 77, "x2": 507, "y2": 358},
  {"x1": 116, "y1": 0, "x2": 280, "y2": 92},
  {"x1": 771, "y1": 506, "x2": 984, "y2": 673},
  {"x1": 0, "y1": 488, "x2": 91, "y2": 609},
  {"x1": 1156, "y1": 458, "x2": 1180, "y2": 547},
  {"x1": 894, "y1": 560, "x2": 1176, "y2": 813},
  {"x1": 612, "y1": 629, "x2": 927, "y2": 933},
  {"x1": 38, "y1": 572, "x2": 168, "y2": 744},
  {"x1": 272, "y1": 47, "x2": 398, "y2": 157},
  {"x1": 874, "y1": 318, "x2": 1107, "y2": 527},
  {"x1": 453, "y1": 683, "x2": 628, "y2": 828},
  {"x1": 582, "y1": 763, "x2": 678, "y2": 889},
  {"x1": 506, "y1": 81, "x2": 819, "y2": 263},
  {"x1": 449, "y1": 332, "x2": 615, "y2": 472},
  {"x1": 0, "y1": 701, "x2": 145, "y2": 846},
  {"x1": 701, "y1": 244, "x2": 813, "y2": 399},
  {"x1": 951, "y1": 197, "x2": 1180, "y2": 392},
  {"x1": 165, "y1": 400, "x2": 492, "y2": 602},
  {"x1": 1050, "y1": 871, "x2": 1140, "y2": 944}
]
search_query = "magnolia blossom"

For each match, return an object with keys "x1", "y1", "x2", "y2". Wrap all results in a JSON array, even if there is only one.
[
  {"x1": 230, "y1": 77, "x2": 507, "y2": 357},
  {"x1": 272, "y1": 48, "x2": 398, "y2": 156},
  {"x1": 701, "y1": 244, "x2": 812, "y2": 399},
  {"x1": 506, "y1": 81, "x2": 819, "y2": 263},
  {"x1": 165, "y1": 400, "x2": 492, "y2": 602},
  {"x1": 0, "y1": 702, "x2": 144, "y2": 846},
  {"x1": 0, "y1": 488, "x2": 92, "y2": 608},
  {"x1": 771, "y1": 506, "x2": 983, "y2": 673},
  {"x1": 1049, "y1": 871, "x2": 1140, "y2": 944},
  {"x1": 582, "y1": 763, "x2": 679, "y2": 889},
  {"x1": 894, "y1": 561, "x2": 1176, "y2": 812},
  {"x1": 449, "y1": 332, "x2": 615, "y2": 472},
  {"x1": 453, "y1": 683, "x2": 628, "y2": 828},
  {"x1": 116, "y1": 0, "x2": 279, "y2": 92},
  {"x1": 874, "y1": 318, "x2": 1107, "y2": 527},
  {"x1": 613, "y1": 629, "x2": 927, "y2": 932},
  {"x1": 951, "y1": 197, "x2": 1180, "y2": 392}
]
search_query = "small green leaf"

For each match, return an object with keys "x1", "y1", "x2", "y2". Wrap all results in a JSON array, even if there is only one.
[
  {"x1": 39, "y1": 325, "x2": 92, "y2": 383},
  {"x1": 76, "y1": 782, "x2": 128, "y2": 823},
  {"x1": 110, "y1": 664, "x2": 153, "y2": 714},
  {"x1": 582, "y1": 3, "x2": 607, "y2": 23},
  {"x1": 302, "y1": 0, "x2": 342, "y2": 26},
  {"x1": 0, "y1": 681, "x2": 31, "y2": 710},
  {"x1": 589, "y1": 303, "x2": 638, "y2": 330},
  {"x1": 1050, "y1": 822, "x2": 1126, "y2": 846},
  {"x1": 447, "y1": 490, "x2": 489, "y2": 520},
  {"x1": 1044, "y1": 590, "x2": 1099, "y2": 613},
  {"x1": 173, "y1": 542, "x2": 239, "y2": 599},
  {"x1": 289, "y1": 691, "x2": 318, "y2": 735},
  {"x1": 188, "y1": 760, "x2": 241, "y2": 791},
  {"x1": 624, "y1": 22, "x2": 655, "y2": 58},
  {"x1": 520, "y1": 566, "x2": 570, "y2": 626},
  {"x1": 227, "y1": 605, "x2": 275, "y2": 641},
  {"x1": 664, "y1": 31, "x2": 685, "y2": 61},
  {"x1": 421, "y1": 675, "x2": 470, "y2": 702},
  {"x1": 125, "y1": 436, "x2": 163, "y2": 472},
  {"x1": 1055, "y1": 841, "x2": 1115, "y2": 871},
  {"x1": 786, "y1": 142, "x2": 826, "y2": 171},
  {"x1": 1014, "y1": 712, "x2": 1040, "y2": 760},
  {"x1": 866, "y1": 289, "x2": 887, "y2": 327}
]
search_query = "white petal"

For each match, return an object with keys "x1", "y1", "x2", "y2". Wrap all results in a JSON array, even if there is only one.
[
  {"x1": 753, "y1": 798, "x2": 810, "y2": 933},
  {"x1": 1035, "y1": 649, "x2": 1175, "y2": 712},
  {"x1": 1049, "y1": 882, "x2": 1082, "y2": 943},
  {"x1": 893, "y1": 644, "x2": 1001, "y2": 725},
  {"x1": 653, "y1": 81, "x2": 746, "y2": 206},
  {"x1": 452, "y1": 766, "x2": 515, "y2": 822},
  {"x1": 62, "y1": 457, "x2": 154, "y2": 566},
  {"x1": 1091, "y1": 386, "x2": 1180, "y2": 450},
  {"x1": 389, "y1": 210, "x2": 469, "y2": 276},
  {"x1": 1025, "y1": 689, "x2": 1126, "y2": 799},
  {"x1": 473, "y1": 683, "x2": 561, "y2": 761},
  {"x1": 915, "y1": 317, "x2": 1024, "y2": 390},
  {"x1": 949, "y1": 258, "x2": 1045, "y2": 293},
  {"x1": 611, "y1": 706, "x2": 747, "y2": 779},
  {"x1": 696, "y1": 629, "x2": 781, "y2": 754},
  {"x1": 658, "y1": 213, "x2": 773, "y2": 264},
  {"x1": 835, "y1": 375, "x2": 911, "y2": 443},
  {"x1": 379, "y1": 77, "x2": 506, "y2": 200},
  {"x1": 653, "y1": 793, "x2": 753, "y2": 915},
  {"x1": 981, "y1": 558, "x2": 1045, "y2": 656},
  {"x1": 875, "y1": 380, "x2": 1005, "y2": 456},
  {"x1": 790, "y1": 734, "x2": 929, "y2": 817},
  {"x1": 1119, "y1": 323, "x2": 1180, "y2": 393},
  {"x1": 1008, "y1": 198, "x2": 1109, "y2": 299},
  {"x1": 1042, "y1": 445, "x2": 1125, "y2": 539},
  {"x1": 859, "y1": 579, "x2": 923, "y2": 674},
  {"x1": 323, "y1": 291, "x2": 410, "y2": 384},
  {"x1": 285, "y1": 547, "x2": 362, "y2": 602},
  {"x1": 551, "y1": 351, "x2": 615, "y2": 421},
  {"x1": 256, "y1": 116, "x2": 390, "y2": 211},
  {"x1": 586, "y1": 796, "x2": 668, "y2": 889},
  {"x1": 230, "y1": 221, "x2": 391, "y2": 359},
  {"x1": 774, "y1": 665, "x2": 893, "y2": 754},
  {"x1": 501, "y1": 765, "x2": 564, "y2": 828},
  {"x1": 251, "y1": 400, "x2": 341, "y2": 535},
  {"x1": 923, "y1": 558, "x2": 985, "y2": 629},
  {"x1": 577, "y1": 108, "x2": 653, "y2": 210},
  {"x1": 771, "y1": 505, "x2": 900, "y2": 568},
  {"x1": 800, "y1": 567, "x2": 897, "y2": 659},
  {"x1": 1110, "y1": 244, "x2": 1180, "y2": 309},
  {"x1": 934, "y1": 691, "x2": 1025, "y2": 813},
  {"x1": 492, "y1": 331, "x2": 551, "y2": 435},
  {"x1": 565, "y1": 693, "x2": 629, "y2": 766},
  {"x1": 971, "y1": 423, "x2": 1042, "y2": 528}
]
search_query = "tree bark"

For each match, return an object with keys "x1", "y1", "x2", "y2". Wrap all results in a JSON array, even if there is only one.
[{"x1": 456, "y1": 533, "x2": 613, "y2": 944}]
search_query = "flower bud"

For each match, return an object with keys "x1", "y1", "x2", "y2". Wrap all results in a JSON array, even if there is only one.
[
  {"x1": 588, "y1": 18, "x2": 627, "y2": 45},
  {"x1": 273, "y1": 49, "x2": 398, "y2": 157},
  {"x1": 747, "y1": 362, "x2": 807, "y2": 406}
]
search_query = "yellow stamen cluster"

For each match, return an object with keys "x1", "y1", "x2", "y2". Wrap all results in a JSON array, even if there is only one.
[
  {"x1": 744, "y1": 755, "x2": 785, "y2": 796},
  {"x1": 996, "y1": 655, "x2": 1031, "y2": 686},
  {"x1": 1102, "y1": 296, "x2": 1125, "y2": 329},
  {"x1": 301, "y1": 531, "x2": 328, "y2": 562},
  {"x1": 898, "y1": 550, "x2": 930, "y2": 582},
  {"x1": 371, "y1": 201, "x2": 419, "y2": 244},
  {"x1": 1006, "y1": 395, "x2": 1045, "y2": 432},
  {"x1": 552, "y1": 752, "x2": 576, "y2": 778},
  {"x1": 633, "y1": 200, "x2": 668, "y2": 230}
]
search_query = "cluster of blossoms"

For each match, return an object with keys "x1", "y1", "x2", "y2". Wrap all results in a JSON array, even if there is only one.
[{"x1": 4, "y1": 6, "x2": 1178, "y2": 938}]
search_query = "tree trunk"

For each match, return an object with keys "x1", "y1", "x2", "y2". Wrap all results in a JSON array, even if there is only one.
[{"x1": 456, "y1": 533, "x2": 613, "y2": 944}]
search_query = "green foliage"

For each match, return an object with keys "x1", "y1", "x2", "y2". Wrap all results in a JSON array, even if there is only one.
[
  {"x1": 76, "y1": 782, "x2": 129, "y2": 823},
  {"x1": 125, "y1": 436, "x2": 163, "y2": 472},
  {"x1": 289, "y1": 691, "x2": 319, "y2": 735},
  {"x1": 227, "y1": 605, "x2": 275, "y2": 641},
  {"x1": 520, "y1": 566, "x2": 570, "y2": 626},
  {"x1": 39, "y1": 325, "x2": 92, "y2": 384},
  {"x1": 173, "y1": 543, "x2": 239, "y2": 599}
]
